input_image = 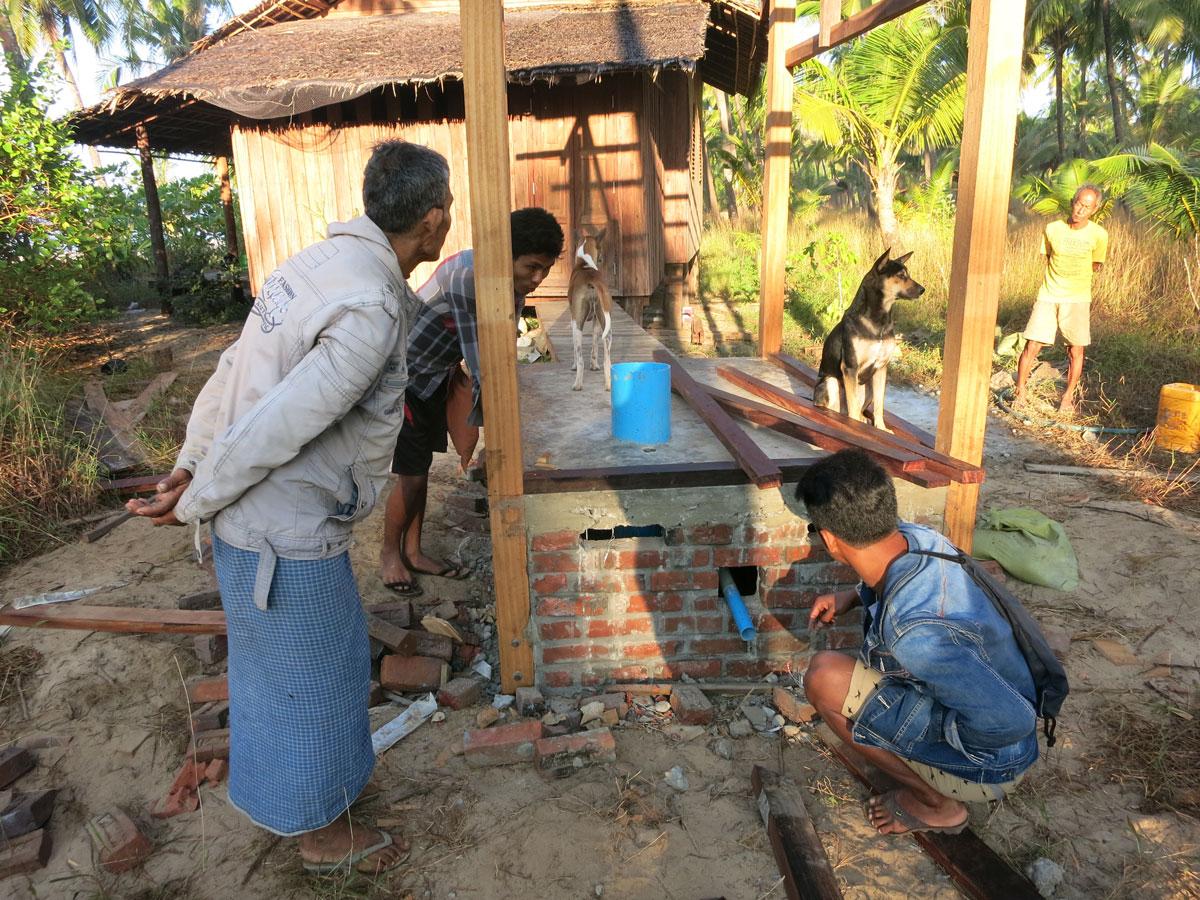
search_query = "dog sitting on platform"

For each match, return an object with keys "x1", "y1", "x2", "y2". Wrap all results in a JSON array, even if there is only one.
[
  {"x1": 568, "y1": 228, "x2": 614, "y2": 391},
  {"x1": 813, "y1": 248, "x2": 925, "y2": 431}
]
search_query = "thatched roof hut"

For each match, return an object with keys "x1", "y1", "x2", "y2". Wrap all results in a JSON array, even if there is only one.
[{"x1": 71, "y1": 0, "x2": 766, "y2": 305}]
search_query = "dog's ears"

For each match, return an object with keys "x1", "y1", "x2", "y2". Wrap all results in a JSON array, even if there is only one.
[
  {"x1": 893, "y1": 251, "x2": 913, "y2": 267},
  {"x1": 872, "y1": 248, "x2": 892, "y2": 272}
]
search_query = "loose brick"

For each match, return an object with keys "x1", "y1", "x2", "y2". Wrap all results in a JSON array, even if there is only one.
[
  {"x1": 88, "y1": 809, "x2": 151, "y2": 874},
  {"x1": 454, "y1": 644, "x2": 482, "y2": 669},
  {"x1": 463, "y1": 720, "x2": 545, "y2": 767},
  {"x1": 650, "y1": 571, "x2": 718, "y2": 591},
  {"x1": 531, "y1": 530, "x2": 579, "y2": 552},
  {"x1": 149, "y1": 790, "x2": 199, "y2": 819},
  {"x1": 539, "y1": 621, "x2": 582, "y2": 641},
  {"x1": 185, "y1": 676, "x2": 228, "y2": 704},
  {"x1": 535, "y1": 728, "x2": 617, "y2": 776},
  {"x1": 515, "y1": 687, "x2": 546, "y2": 716},
  {"x1": 0, "y1": 828, "x2": 51, "y2": 877},
  {"x1": 192, "y1": 634, "x2": 227, "y2": 666},
  {"x1": 687, "y1": 524, "x2": 733, "y2": 545},
  {"x1": 169, "y1": 760, "x2": 206, "y2": 795},
  {"x1": 380, "y1": 655, "x2": 447, "y2": 692},
  {"x1": 533, "y1": 552, "x2": 579, "y2": 574},
  {"x1": 0, "y1": 747, "x2": 34, "y2": 789},
  {"x1": 669, "y1": 684, "x2": 714, "y2": 725},
  {"x1": 437, "y1": 676, "x2": 484, "y2": 710},
  {"x1": 773, "y1": 687, "x2": 817, "y2": 724},
  {"x1": 368, "y1": 681, "x2": 384, "y2": 707},
  {"x1": 531, "y1": 573, "x2": 569, "y2": 594},
  {"x1": 187, "y1": 729, "x2": 231, "y2": 763},
  {"x1": 204, "y1": 758, "x2": 228, "y2": 785},
  {"x1": 586, "y1": 617, "x2": 653, "y2": 639},
  {"x1": 191, "y1": 700, "x2": 229, "y2": 732},
  {"x1": 363, "y1": 600, "x2": 412, "y2": 628}
]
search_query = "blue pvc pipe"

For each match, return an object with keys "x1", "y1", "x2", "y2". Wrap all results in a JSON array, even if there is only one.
[
  {"x1": 719, "y1": 568, "x2": 756, "y2": 642},
  {"x1": 611, "y1": 361, "x2": 671, "y2": 444}
]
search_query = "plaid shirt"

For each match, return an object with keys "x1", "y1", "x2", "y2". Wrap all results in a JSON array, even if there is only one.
[{"x1": 406, "y1": 250, "x2": 524, "y2": 426}]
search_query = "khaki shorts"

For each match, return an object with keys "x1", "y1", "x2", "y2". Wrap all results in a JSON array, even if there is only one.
[
  {"x1": 1023, "y1": 300, "x2": 1091, "y2": 347},
  {"x1": 842, "y1": 661, "x2": 1022, "y2": 803}
]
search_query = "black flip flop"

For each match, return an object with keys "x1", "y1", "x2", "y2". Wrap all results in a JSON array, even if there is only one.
[{"x1": 383, "y1": 579, "x2": 423, "y2": 598}]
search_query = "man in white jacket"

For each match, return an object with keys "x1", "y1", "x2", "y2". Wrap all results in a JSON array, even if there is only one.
[{"x1": 128, "y1": 140, "x2": 451, "y2": 876}]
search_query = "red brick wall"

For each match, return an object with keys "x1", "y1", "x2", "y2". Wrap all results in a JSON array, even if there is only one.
[{"x1": 529, "y1": 521, "x2": 863, "y2": 691}]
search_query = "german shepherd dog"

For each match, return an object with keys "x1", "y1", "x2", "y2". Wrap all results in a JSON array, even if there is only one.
[{"x1": 813, "y1": 248, "x2": 925, "y2": 431}]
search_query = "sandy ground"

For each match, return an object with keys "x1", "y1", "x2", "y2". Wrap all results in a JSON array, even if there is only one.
[{"x1": 0, "y1": 316, "x2": 1197, "y2": 899}]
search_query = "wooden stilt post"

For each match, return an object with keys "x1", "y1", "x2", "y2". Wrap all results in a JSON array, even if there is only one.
[
  {"x1": 818, "y1": 0, "x2": 839, "y2": 49},
  {"x1": 758, "y1": 0, "x2": 795, "y2": 359},
  {"x1": 216, "y1": 155, "x2": 239, "y2": 260},
  {"x1": 461, "y1": 0, "x2": 535, "y2": 693},
  {"x1": 935, "y1": 0, "x2": 1027, "y2": 551},
  {"x1": 135, "y1": 123, "x2": 171, "y2": 314}
]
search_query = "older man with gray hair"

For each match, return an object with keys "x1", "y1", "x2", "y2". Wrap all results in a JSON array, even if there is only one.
[
  {"x1": 127, "y1": 140, "x2": 453, "y2": 876},
  {"x1": 1014, "y1": 184, "x2": 1108, "y2": 414}
]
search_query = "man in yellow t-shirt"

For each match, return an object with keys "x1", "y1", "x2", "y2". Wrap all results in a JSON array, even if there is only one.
[{"x1": 1013, "y1": 185, "x2": 1108, "y2": 414}]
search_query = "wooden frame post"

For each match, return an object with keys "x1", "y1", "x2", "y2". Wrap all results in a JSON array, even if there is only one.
[
  {"x1": 818, "y1": 0, "x2": 839, "y2": 49},
  {"x1": 461, "y1": 0, "x2": 535, "y2": 692},
  {"x1": 135, "y1": 123, "x2": 171, "y2": 313},
  {"x1": 935, "y1": 0, "x2": 1027, "y2": 551},
  {"x1": 758, "y1": 0, "x2": 796, "y2": 358}
]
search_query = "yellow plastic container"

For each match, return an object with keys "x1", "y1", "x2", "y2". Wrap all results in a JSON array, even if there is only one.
[{"x1": 1155, "y1": 383, "x2": 1200, "y2": 453}]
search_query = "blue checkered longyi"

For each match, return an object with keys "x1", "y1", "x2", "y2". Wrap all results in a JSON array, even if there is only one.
[{"x1": 212, "y1": 534, "x2": 374, "y2": 836}]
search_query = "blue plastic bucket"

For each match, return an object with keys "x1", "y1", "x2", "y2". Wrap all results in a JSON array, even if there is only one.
[{"x1": 611, "y1": 362, "x2": 671, "y2": 444}]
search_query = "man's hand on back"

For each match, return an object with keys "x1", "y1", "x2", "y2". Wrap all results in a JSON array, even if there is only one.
[{"x1": 126, "y1": 468, "x2": 192, "y2": 526}]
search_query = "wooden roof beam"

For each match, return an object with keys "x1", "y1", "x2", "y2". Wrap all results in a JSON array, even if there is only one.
[{"x1": 785, "y1": 0, "x2": 931, "y2": 68}]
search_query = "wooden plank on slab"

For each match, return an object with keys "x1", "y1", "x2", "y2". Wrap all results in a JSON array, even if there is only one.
[
  {"x1": 96, "y1": 474, "x2": 169, "y2": 495},
  {"x1": 751, "y1": 766, "x2": 844, "y2": 900},
  {"x1": 462, "y1": 0, "x2": 536, "y2": 694},
  {"x1": 524, "y1": 458, "x2": 824, "y2": 494},
  {"x1": 652, "y1": 350, "x2": 783, "y2": 489},
  {"x1": 770, "y1": 352, "x2": 937, "y2": 448},
  {"x1": 814, "y1": 723, "x2": 1041, "y2": 900},
  {"x1": 704, "y1": 387, "x2": 946, "y2": 489},
  {"x1": 83, "y1": 380, "x2": 150, "y2": 467},
  {"x1": 718, "y1": 366, "x2": 983, "y2": 484},
  {"x1": 936, "y1": 0, "x2": 1027, "y2": 551},
  {"x1": 0, "y1": 604, "x2": 226, "y2": 635},
  {"x1": 787, "y1": 0, "x2": 932, "y2": 68}
]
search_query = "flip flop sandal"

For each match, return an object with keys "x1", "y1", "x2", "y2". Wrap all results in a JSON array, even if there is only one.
[
  {"x1": 302, "y1": 830, "x2": 411, "y2": 877},
  {"x1": 412, "y1": 561, "x2": 470, "y2": 580},
  {"x1": 384, "y1": 580, "x2": 423, "y2": 598},
  {"x1": 866, "y1": 790, "x2": 969, "y2": 836}
]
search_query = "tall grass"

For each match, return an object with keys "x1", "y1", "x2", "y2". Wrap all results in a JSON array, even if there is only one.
[
  {"x1": 0, "y1": 337, "x2": 100, "y2": 568},
  {"x1": 699, "y1": 212, "x2": 1200, "y2": 423}
]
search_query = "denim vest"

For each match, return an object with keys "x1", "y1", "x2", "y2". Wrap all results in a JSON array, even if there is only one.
[{"x1": 851, "y1": 523, "x2": 1040, "y2": 784}]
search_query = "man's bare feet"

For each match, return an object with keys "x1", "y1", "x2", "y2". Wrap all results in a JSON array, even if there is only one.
[
  {"x1": 299, "y1": 816, "x2": 410, "y2": 875},
  {"x1": 867, "y1": 788, "x2": 968, "y2": 835},
  {"x1": 379, "y1": 549, "x2": 419, "y2": 594},
  {"x1": 1058, "y1": 396, "x2": 1076, "y2": 415}
]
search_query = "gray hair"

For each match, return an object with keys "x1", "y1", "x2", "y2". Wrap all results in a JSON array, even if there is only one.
[
  {"x1": 1074, "y1": 183, "x2": 1103, "y2": 203},
  {"x1": 362, "y1": 140, "x2": 450, "y2": 235}
]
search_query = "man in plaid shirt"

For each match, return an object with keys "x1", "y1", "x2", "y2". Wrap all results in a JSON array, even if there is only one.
[{"x1": 380, "y1": 207, "x2": 563, "y2": 595}]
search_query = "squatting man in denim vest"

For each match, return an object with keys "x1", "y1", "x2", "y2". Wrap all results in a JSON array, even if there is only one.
[{"x1": 800, "y1": 450, "x2": 1040, "y2": 834}]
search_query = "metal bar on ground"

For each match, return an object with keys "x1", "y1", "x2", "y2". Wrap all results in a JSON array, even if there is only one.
[
  {"x1": 814, "y1": 724, "x2": 1041, "y2": 900},
  {"x1": 935, "y1": 0, "x2": 1027, "y2": 552},
  {"x1": 770, "y1": 352, "x2": 937, "y2": 448},
  {"x1": 652, "y1": 350, "x2": 783, "y2": 489},
  {"x1": 751, "y1": 766, "x2": 844, "y2": 899},
  {"x1": 461, "y1": 0, "x2": 536, "y2": 693},
  {"x1": 718, "y1": 366, "x2": 983, "y2": 484}
]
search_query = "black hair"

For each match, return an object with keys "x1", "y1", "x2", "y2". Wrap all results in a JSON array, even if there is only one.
[
  {"x1": 362, "y1": 140, "x2": 450, "y2": 235},
  {"x1": 796, "y1": 449, "x2": 898, "y2": 547},
  {"x1": 511, "y1": 207, "x2": 564, "y2": 259}
]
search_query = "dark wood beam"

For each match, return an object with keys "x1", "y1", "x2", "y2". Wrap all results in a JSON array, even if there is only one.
[
  {"x1": 653, "y1": 350, "x2": 783, "y2": 489},
  {"x1": 814, "y1": 724, "x2": 1042, "y2": 900},
  {"x1": 523, "y1": 458, "x2": 821, "y2": 495},
  {"x1": 751, "y1": 766, "x2": 844, "y2": 900},
  {"x1": 786, "y1": 0, "x2": 932, "y2": 68}
]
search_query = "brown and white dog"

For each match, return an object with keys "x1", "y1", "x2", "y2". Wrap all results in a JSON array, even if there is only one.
[
  {"x1": 567, "y1": 229, "x2": 614, "y2": 391},
  {"x1": 813, "y1": 248, "x2": 925, "y2": 430}
]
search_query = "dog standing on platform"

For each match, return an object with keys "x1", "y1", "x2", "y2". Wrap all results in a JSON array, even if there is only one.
[
  {"x1": 568, "y1": 229, "x2": 613, "y2": 391},
  {"x1": 813, "y1": 248, "x2": 925, "y2": 431}
]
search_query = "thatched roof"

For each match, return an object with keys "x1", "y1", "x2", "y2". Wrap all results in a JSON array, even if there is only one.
[{"x1": 71, "y1": 0, "x2": 766, "y2": 155}]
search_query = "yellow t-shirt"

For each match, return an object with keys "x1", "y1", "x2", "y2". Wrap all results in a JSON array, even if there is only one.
[{"x1": 1037, "y1": 219, "x2": 1108, "y2": 304}]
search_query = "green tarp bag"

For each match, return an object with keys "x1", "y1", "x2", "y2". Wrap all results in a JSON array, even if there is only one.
[{"x1": 972, "y1": 508, "x2": 1080, "y2": 591}]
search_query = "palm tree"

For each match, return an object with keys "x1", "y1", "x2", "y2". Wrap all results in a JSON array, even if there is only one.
[
  {"x1": 1027, "y1": 0, "x2": 1085, "y2": 164},
  {"x1": 792, "y1": 5, "x2": 968, "y2": 242},
  {"x1": 110, "y1": 0, "x2": 229, "y2": 74},
  {"x1": 4, "y1": 0, "x2": 111, "y2": 110}
]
